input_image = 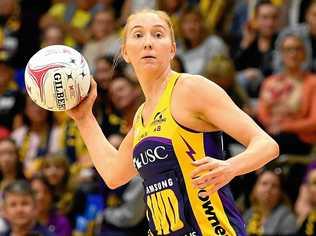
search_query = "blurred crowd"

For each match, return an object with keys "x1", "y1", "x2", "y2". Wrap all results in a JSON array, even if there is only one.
[{"x1": 1, "y1": 0, "x2": 316, "y2": 235}]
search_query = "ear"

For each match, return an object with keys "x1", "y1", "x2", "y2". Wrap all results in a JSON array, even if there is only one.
[
  {"x1": 121, "y1": 46, "x2": 130, "y2": 63},
  {"x1": 170, "y1": 42, "x2": 176, "y2": 60}
]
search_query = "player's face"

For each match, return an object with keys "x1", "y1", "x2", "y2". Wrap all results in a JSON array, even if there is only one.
[
  {"x1": 123, "y1": 13, "x2": 175, "y2": 73},
  {"x1": 254, "y1": 171, "x2": 281, "y2": 208},
  {"x1": 4, "y1": 194, "x2": 35, "y2": 228}
]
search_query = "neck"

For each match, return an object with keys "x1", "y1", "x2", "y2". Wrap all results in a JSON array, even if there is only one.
[
  {"x1": 3, "y1": 172, "x2": 16, "y2": 181},
  {"x1": 257, "y1": 202, "x2": 275, "y2": 217},
  {"x1": 38, "y1": 211, "x2": 49, "y2": 225},
  {"x1": 30, "y1": 123, "x2": 47, "y2": 132},
  {"x1": 283, "y1": 68, "x2": 304, "y2": 78},
  {"x1": 189, "y1": 38, "x2": 202, "y2": 49},
  {"x1": 310, "y1": 27, "x2": 316, "y2": 37},
  {"x1": 135, "y1": 66, "x2": 172, "y2": 102},
  {"x1": 258, "y1": 35, "x2": 272, "y2": 51},
  {"x1": 11, "y1": 221, "x2": 35, "y2": 236}
]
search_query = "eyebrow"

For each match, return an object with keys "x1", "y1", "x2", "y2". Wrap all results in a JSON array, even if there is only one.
[{"x1": 130, "y1": 24, "x2": 166, "y2": 31}]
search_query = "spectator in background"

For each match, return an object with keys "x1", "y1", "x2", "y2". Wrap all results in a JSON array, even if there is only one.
[
  {"x1": 203, "y1": 55, "x2": 251, "y2": 112},
  {"x1": 279, "y1": 1, "x2": 316, "y2": 72},
  {"x1": 108, "y1": 76, "x2": 143, "y2": 135},
  {"x1": 229, "y1": 0, "x2": 251, "y2": 39},
  {"x1": 198, "y1": 0, "x2": 234, "y2": 34},
  {"x1": 41, "y1": 24, "x2": 66, "y2": 48},
  {"x1": 0, "y1": 61, "x2": 24, "y2": 136},
  {"x1": 258, "y1": 30, "x2": 316, "y2": 155},
  {"x1": 9, "y1": 0, "x2": 51, "y2": 69},
  {"x1": 83, "y1": 9, "x2": 121, "y2": 73},
  {"x1": 0, "y1": 138, "x2": 24, "y2": 193},
  {"x1": 96, "y1": 176, "x2": 147, "y2": 236},
  {"x1": 1, "y1": 180, "x2": 53, "y2": 236},
  {"x1": 177, "y1": 6, "x2": 228, "y2": 75},
  {"x1": 233, "y1": 0, "x2": 280, "y2": 98},
  {"x1": 243, "y1": 168, "x2": 297, "y2": 235},
  {"x1": 31, "y1": 175, "x2": 72, "y2": 236},
  {"x1": 296, "y1": 163, "x2": 316, "y2": 235},
  {"x1": 93, "y1": 55, "x2": 125, "y2": 137},
  {"x1": 52, "y1": 111, "x2": 91, "y2": 166},
  {"x1": 40, "y1": 0, "x2": 97, "y2": 49},
  {"x1": 11, "y1": 97, "x2": 59, "y2": 177},
  {"x1": 171, "y1": 55, "x2": 186, "y2": 73},
  {"x1": 157, "y1": 0, "x2": 185, "y2": 39},
  {"x1": 0, "y1": 0, "x2": 20, "y2": 62},
  {"x1": 41, "y1": 154, "x2": 86, "y2": 228},
  {"x1": 95, "y1": 133, "x2": 146, "y2": 236},
  {"x1": 118, "y1": 0, "x2": 156, "y2": 27},
  {"x1": 286, "y1": 0, "x2": 310, "y2": 27}
]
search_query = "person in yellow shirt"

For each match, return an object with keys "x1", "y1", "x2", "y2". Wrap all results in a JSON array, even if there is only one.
[
  {"x1": 66, "y1": 9, "x2": 279, "y2": 235},
  {"x1": 40, "y1": 0, "x2": 97, "y2": 49}
]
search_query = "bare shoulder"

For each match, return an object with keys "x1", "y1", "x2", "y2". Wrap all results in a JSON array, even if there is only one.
[
  {"x1": 175, "y1": 73, "x2": 227, "y2": 102},
  {"x1": 171, "y1": 73, "x2": 224, "y2": 131}
]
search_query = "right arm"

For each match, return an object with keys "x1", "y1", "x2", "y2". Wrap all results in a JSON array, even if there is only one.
[{"x1": 68, "y1": 79, "x2": 137, "y2": 189}]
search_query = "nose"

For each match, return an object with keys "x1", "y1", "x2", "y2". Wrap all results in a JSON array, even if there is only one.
[{"x1": 144, "y1": 34, "x2": 152, "y2": 49}]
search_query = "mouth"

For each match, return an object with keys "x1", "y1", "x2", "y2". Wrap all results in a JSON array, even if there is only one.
[{"x1": 142, "y1": 56, "x2": 156, "y2": 59}]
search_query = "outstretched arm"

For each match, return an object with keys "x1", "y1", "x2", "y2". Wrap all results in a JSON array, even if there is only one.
[{"x1": 67, "y1": 79, "x2": 137, "y2": 189}]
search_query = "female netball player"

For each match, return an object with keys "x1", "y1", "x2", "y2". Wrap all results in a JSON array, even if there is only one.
[{"x1": 67, "y1": 9, "x2": 279, "y2": 236}]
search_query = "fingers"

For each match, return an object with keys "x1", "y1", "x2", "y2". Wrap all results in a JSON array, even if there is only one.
[
  {"x1": 191, "y1": 167, "x2": 224, "y2": 188},
  {"x1": 198, "y1": 183, "x2": 225, "y2": 198},
  {"x1": 191, "y1": 157, "x2": 229, "y2": 197},
  {"x1": 191, "y1": 157, "x2": 219, "y2": 179},
  {"x1": 84, "y1": 76, "x2": 97, "y2": 102}
]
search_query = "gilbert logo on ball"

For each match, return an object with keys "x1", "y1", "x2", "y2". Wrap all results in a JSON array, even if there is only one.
[{"x1": 24, "y1": 45, "x2": 91, "y2": 111}]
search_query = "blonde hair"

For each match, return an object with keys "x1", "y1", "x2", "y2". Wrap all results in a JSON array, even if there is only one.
[{"x1": 121, "y1": 9, "x2": 176, "y2": 45}]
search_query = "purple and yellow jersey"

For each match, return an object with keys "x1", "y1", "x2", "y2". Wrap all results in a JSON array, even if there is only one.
[{"x1": 132, "y1": 72, "x2": 246, "y2": 236}]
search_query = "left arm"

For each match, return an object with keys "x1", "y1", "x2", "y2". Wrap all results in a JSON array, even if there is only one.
[{"x1": 178, "y1": 75, "x2": 279, "y2": 194}]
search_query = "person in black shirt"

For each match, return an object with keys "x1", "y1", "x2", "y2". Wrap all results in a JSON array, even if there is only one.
[{"x1": 0, "y1": 61, "x2": 24, "y2": 135}]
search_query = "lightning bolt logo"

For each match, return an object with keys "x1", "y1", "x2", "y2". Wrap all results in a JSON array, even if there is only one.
[{"x1": 180, "y1": 136, "x2": 196, "y2": 161}]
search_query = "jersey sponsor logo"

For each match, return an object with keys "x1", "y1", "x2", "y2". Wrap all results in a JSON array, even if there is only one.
[
  {"x1": 147, "y1": 188, "x2": 184, "y2": 235},
  {"x1": 198, "y1": 189, "x2": 228, "y2": 236},
  {"x1": 151, "y1": 110, "x2": 167, "y2": 126},
  {"x1": 151, "y1": 110, "x2": 167, "y2": 132},
  {"x1": 133, "y1": 146, "x2": 168, "y2": 169},
  {"x1": 146, "y1": 178, "x2": 174, "y2": 194}
]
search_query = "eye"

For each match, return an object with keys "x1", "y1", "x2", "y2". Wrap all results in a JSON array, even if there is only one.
[
  {"x1": 155, "y1": 32, "x2": 162, "y2": 38},
  {"x1": 134, "y1": 32, "x2": 142, "y2": 38}
]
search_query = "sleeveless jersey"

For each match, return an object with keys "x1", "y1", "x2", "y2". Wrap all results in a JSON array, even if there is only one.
[{"x1": 132, "y1": 72, "x2": 246, "y2": 236}]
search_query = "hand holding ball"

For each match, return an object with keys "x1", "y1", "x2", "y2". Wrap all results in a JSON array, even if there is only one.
[{"x1": 24, "y1": 45, "x2": 91, "y2": 111}]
